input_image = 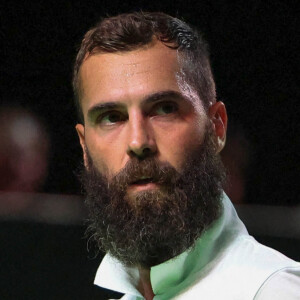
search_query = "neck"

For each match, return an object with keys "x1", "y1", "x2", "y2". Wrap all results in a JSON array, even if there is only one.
[{"x1": 138, "y1": 267, "x2": 155, "y2": 300}]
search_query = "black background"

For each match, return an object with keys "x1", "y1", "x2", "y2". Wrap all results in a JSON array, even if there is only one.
[{"x1": 0, "y1": 0, "x2": 299, "y2": 204}]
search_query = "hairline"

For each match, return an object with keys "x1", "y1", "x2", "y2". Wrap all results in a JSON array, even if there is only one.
[{"x1": 74, "y1": 39, "x2": 209, "y2": 123}]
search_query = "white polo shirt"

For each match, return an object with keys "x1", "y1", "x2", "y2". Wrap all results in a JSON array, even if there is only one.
[{"x1": 94, "y1": 193, "x2": 300, "y2": 299}]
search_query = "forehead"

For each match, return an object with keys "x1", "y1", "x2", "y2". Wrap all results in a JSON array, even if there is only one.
[
  {"x1": 83, "y1": 41, "x2": 179, "y2": 75},
  {"x1": 79, "y1": 42, "x2": 181, "y2": 112}
]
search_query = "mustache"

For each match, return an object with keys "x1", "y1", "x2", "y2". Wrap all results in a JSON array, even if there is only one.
[{"x1": 108, "y1": 157, "x2": 180, "y2": 191}]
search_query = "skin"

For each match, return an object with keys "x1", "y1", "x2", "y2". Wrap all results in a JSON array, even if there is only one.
[{"x1": 76, "y1": 40, "x2": 227, "y2": 299}]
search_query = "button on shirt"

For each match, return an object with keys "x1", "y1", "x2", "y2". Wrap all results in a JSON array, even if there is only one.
[{"x1": 94, "y1": 193, "x2": 300, "y2": 299}]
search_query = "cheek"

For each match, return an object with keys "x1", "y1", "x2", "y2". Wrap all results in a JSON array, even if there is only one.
[{"x1": 156, "y1": 123, "x2": 206, "y2": 169}]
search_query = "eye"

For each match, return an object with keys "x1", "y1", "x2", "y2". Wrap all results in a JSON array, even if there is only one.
[
  {"x1": 154, "y1": 102, "x2": 178, "y2": 115},
  {"x1": 97, "y1": 111, "x2": 127, "y2": 125}
]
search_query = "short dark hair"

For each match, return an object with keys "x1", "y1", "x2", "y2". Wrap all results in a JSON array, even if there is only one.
[{"x1": 73, "y1": 12, "x2": 216, "y2": 122}]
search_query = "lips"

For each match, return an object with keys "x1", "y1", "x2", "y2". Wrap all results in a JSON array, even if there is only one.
[{"x1": 127, "y1": 176, "x2": 159, "y2": 193}]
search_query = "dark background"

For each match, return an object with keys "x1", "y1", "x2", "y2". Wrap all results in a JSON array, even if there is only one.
[{"x1": 0, "y1": 0, "x2": 299, "y2": 205}]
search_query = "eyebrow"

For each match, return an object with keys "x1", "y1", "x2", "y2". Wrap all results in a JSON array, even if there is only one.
[
  {"x1": 142, "y1": 90, "x2": 185, "y2": 104},
  {"x1": 87, "y1": 90, "x2": 186, "y2": 122},
  {"x1": 87, "y1": 102, "x2": 124, "y2": 123}
]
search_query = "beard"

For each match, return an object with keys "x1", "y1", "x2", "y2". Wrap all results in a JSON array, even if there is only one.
[{"x1": 80, "y1": 126, "x2": 226, "y2": 268}]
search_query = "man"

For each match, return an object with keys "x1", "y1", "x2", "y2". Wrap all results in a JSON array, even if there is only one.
[{"x1": 73, "y1": 12, "x2": 300, "y2": 299}]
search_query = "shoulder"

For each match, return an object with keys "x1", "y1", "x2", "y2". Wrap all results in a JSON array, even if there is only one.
[
  {"x1": 226, "y1": 235, "x2": 297, "y2": 267},
  {"x1": 208, "y1": 235, "x2": 300, "y2": 299},
  {"x1": 254, "y1": 266, "x2": 300, "y2": 299},
  {"x1": 223, "y1": 235, "x2": 299, "y2": 278}
]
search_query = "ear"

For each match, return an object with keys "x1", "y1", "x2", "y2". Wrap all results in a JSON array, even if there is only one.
[
  {"x1": 75, "y1": 123, "x2": 88, "y2": 168},
  {"x1": 208, "y1": 101, "x2": 228, "y2": 153}
]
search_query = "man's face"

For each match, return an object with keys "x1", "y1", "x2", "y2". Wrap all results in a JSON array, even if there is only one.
[{"x1": 76, "y1": 41, "x2": 227, "y2": 267}]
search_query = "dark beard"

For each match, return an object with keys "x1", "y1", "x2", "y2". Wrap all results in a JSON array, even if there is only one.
[{"x1": 80, "y1": 127, "x2": 226, "y2": 268}]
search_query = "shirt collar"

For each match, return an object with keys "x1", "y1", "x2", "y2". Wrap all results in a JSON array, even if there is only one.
[{"x1": 94, "y1": 192, "x2": 248, "y2": 297}]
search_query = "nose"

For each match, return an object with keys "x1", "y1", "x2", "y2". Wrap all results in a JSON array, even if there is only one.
[{"x1": 126, "y1": 112, "x2": 157, "y2": 159}]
